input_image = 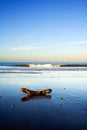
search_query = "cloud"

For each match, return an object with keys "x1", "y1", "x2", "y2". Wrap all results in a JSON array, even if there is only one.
[
  {"x1": 65, "y1": 40, "x2": 87, "y2": 45},
  {"x1": 11, "y1": 46, "x2": 34, "y2": 51},
  {"x1": 10, "y1": 45, "x2": 41, "y2": 51},
  {"x1": 70, "y1": 40, "x2": 87, "y2": 45}
]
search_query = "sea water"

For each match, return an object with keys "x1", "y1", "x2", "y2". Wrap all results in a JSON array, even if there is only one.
[
  {"x1": 0, "y1": 62, "x2": 87, "y2": 130},
  {"x1": 0, "y1": 62, "x2": 87, "y2": 72}
]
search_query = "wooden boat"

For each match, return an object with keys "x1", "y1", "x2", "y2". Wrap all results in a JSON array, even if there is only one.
[{"x1": 20, "y1": 88, "x2": 52, "y2": 96}]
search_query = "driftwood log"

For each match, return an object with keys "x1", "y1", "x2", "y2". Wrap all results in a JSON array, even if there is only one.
[{"x1": 20, "y1": 88, "x2": 52, "y2": 96}]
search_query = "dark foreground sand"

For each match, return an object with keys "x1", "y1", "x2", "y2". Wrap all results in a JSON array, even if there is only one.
[{"x1": 0, "y1": 71, "x2": 87, "y2": 130}]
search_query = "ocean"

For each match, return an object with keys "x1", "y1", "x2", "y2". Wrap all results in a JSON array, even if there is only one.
[
  {"x1": 0, "y1": 61, "x2": 87, "y2": 130},
  {"x1": 0, "y1": 61, "x2": 87, "y2": 72}
]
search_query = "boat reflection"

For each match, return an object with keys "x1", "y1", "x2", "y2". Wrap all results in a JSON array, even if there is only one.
[{"x1": 21, "y1": 95, "x2": 52, "y2": 102}]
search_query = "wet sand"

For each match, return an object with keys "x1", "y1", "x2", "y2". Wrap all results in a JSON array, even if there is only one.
[{"x1": 0, "y1": 71, "x2": 87, "y2": 130}]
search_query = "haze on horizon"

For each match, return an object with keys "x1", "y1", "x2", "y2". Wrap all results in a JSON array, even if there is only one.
[{"x1": 0, "y1": 0, "x2": 87, "y2": 62}]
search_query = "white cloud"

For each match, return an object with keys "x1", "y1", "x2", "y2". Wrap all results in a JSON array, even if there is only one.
[
  {"x1": 65, "y1": 40, "x2": 87, "y2": 45},
  {"x1": 70, "y1": 40, "x2": 87, "y2": 44},
  {"x1": 11, "y1": 46, "x2": 33, "y2": 51},
  {"x1": 10, "y1": 45, "x2": 41, "y2": 51}
]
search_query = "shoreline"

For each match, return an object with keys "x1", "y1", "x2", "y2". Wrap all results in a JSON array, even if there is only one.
[{"x1": 0, "y1": 70, "x2": 87, "y2": 73}]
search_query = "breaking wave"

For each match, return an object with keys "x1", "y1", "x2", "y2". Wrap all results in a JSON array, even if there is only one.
[{"x1": 0, "y1": 64, "x2": 87, "y2": 73}]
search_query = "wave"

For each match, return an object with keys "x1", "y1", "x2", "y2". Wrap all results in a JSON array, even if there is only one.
[
  {"x1": 0, "y1": 65, "x2": 87, "y2": 73},
  {"x1": 13, "y1": 64, "x2": 57, "y2": 68},
  {"x1": 13, "y1": 63, "x2": 87, "y2": 67}
]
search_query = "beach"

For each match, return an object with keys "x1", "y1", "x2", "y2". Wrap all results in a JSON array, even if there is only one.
[
  {"x1": 0, "y1": 70, "x2": 87, "y2": 130},
  {"x1": 1, "y1": 0, "x2": 87, "y2": 129}
]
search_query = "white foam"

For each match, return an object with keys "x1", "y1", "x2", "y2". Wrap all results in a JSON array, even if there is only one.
[{"x1": 0, "y1": 66, "x2": 87, "y2": 73}]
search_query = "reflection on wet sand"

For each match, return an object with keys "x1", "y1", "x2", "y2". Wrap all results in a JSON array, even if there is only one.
[{"x1": 21, "y1": 95, "x2": 52, "y2": 102}]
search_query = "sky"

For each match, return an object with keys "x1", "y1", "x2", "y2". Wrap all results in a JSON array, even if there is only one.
[{"x1": 0, "y1": 0, "x2": 87, "y2": 62}]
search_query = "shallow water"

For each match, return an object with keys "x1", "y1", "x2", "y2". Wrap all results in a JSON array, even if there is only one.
[{"x1": 0, "y1": 71, "x2": 87, "y2": 130}]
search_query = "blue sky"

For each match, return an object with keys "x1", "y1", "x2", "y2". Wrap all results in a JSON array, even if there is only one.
[{"x1": 0, "y1": 0, "x2": 87, "y2": 62}]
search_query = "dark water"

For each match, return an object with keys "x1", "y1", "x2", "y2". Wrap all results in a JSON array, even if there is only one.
[{"x1": 0, "y1": 71, "x2": 87, "y2": 130}]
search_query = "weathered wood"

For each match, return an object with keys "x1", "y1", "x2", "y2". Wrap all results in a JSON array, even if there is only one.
[{"x1": 20, "y1": 88, "x2": 52, "y2": 96}]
